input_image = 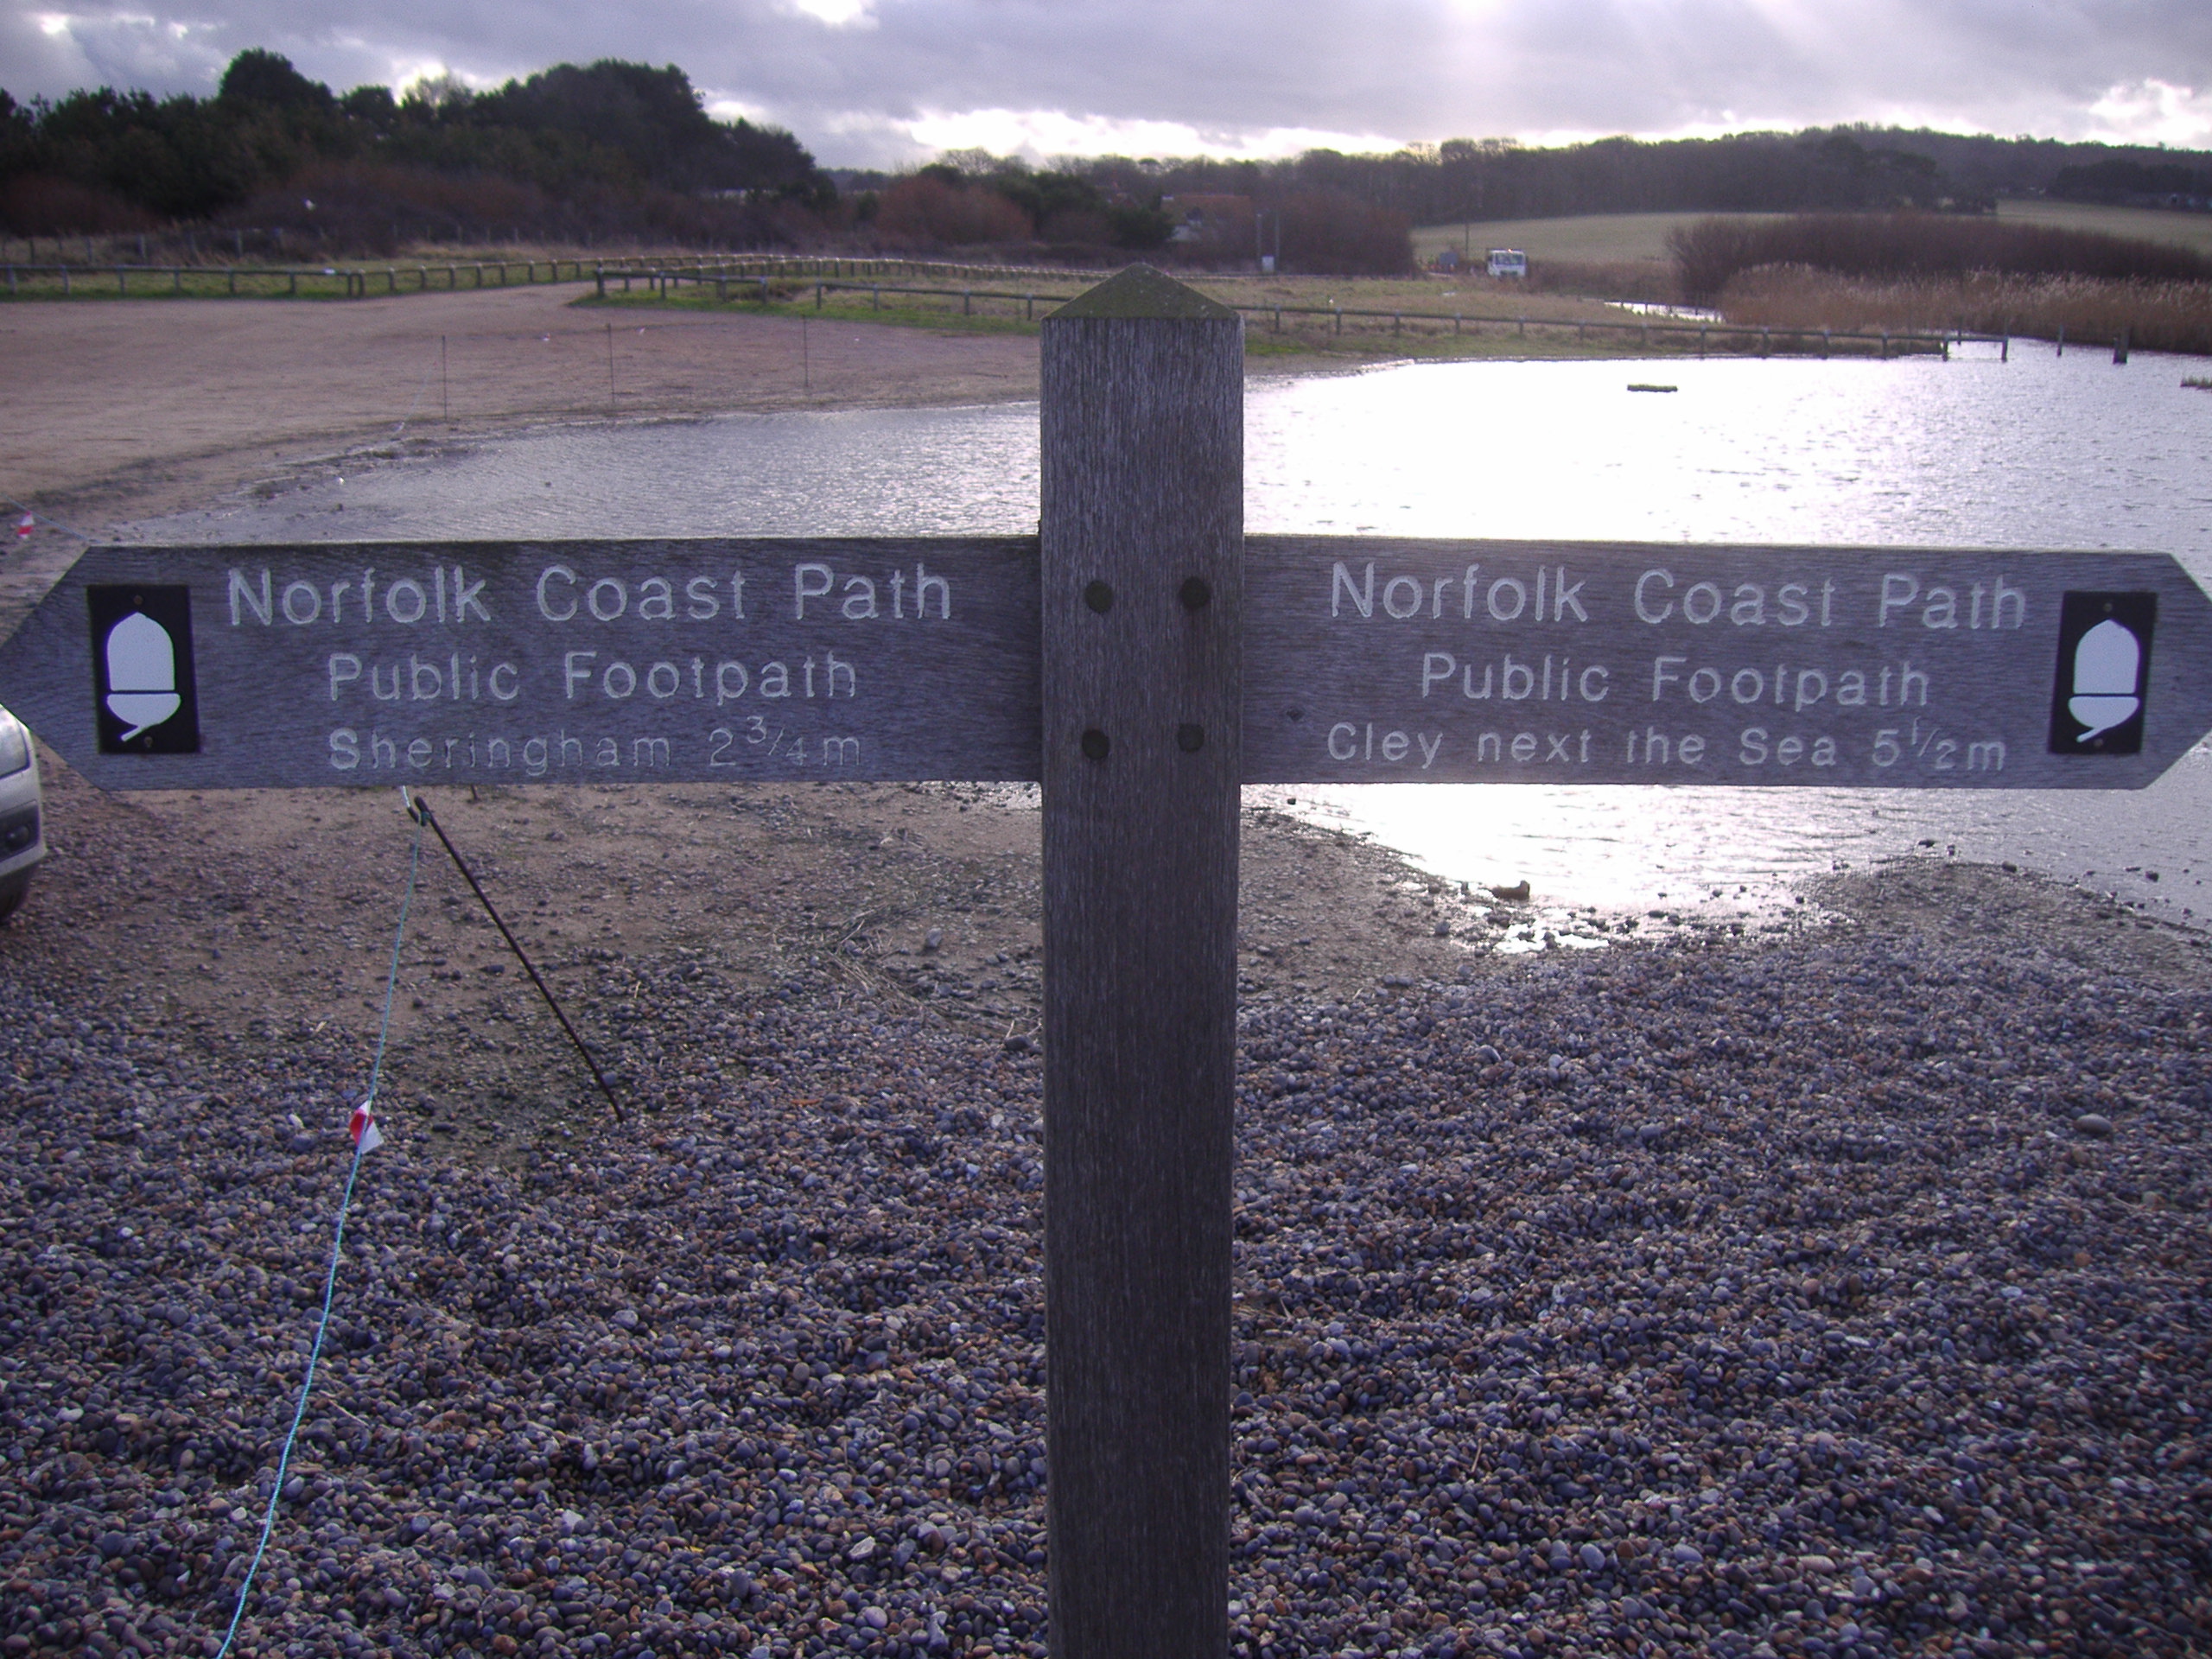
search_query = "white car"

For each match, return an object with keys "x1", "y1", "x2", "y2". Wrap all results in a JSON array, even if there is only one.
[{"x1": 0, "y1": 702, "x2": 42, "y2": 923}]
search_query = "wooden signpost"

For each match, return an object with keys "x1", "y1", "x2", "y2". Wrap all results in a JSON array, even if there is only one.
[
  {"x1": 12, "y1": 536, "x2": 2208, "y2": 794},
  {"x1": 4, "y1": 266, "x2": 2212, "y2": 1658}
]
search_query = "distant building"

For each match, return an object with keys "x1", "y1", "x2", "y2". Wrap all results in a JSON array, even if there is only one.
[{"x1": 1161, "y1": 194, "x2": 1255, "y2": 251}]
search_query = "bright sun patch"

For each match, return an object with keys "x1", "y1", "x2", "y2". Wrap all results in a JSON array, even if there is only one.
[
  {"x1": 785, "y1": 0, "x2": 877, "y2": 29},
  {"x1": 2088, "y1": 79, "x2": 2212, "y2": 149}
]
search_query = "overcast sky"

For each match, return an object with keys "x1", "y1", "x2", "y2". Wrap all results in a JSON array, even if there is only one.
[{"x1": 5, "y1": 0, "x2": 2209, "y2": 168}]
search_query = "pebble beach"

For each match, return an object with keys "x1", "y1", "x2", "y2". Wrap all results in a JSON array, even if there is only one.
[{"x1": 1, "y1": 848, "x2": 2207, "y2": 1659}]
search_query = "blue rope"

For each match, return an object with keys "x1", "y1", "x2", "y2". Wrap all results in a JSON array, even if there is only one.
[{"x1": 215, "y1": 797, "x2": 426, "y2": 1656}]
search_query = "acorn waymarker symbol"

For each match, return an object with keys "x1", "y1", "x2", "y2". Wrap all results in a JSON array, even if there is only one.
[
  {"x1": 2048, "y1": 590, "x2": 2157, "y2": 756},
  {"x1": 2068, "y1": 618, "x2": 2140, "y2": 741},
  {"x1": 86, "y1": 583, "x2": 200, "y2": 756},
  {"x1": 104, "y1": 611, "x2": 181, "y2": 741}
]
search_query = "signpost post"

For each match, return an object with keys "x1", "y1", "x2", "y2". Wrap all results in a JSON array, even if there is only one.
[
  {"x1": 3, "y1": 265, "x2": 2210, "y2": 1659},
  {"x1": 1039, "y1": 268, "x2": 1243, "y2": 1657}
]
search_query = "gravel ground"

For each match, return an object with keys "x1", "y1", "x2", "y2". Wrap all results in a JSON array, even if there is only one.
[{"x1": 2, "y1": 855, "x2": 2209, "y2": 1659}]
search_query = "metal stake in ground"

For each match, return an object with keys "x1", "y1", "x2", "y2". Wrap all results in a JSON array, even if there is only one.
[
  {"x1": 1040, "y1": 266, "x2": 1243, "y2": 1657},
  {"x1": 405, "y1": 792, "x2": 626, "y2": 1126}
]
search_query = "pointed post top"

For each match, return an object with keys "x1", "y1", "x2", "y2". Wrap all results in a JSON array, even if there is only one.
[{"x1": 1047, "y1": 264, "x2": 1238, "y2": 321}]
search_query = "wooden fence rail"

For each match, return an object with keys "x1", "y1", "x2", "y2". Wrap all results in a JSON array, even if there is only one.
[
  {"x1": 0, "y1": 252, "x2": 1103, "y2": 302},
  {"x1": 0, "y1": 252, "x2": 2024, "y2": 359},
  {"x1": 600, "y1": 268, "x2": 2012, "y2": 359},
  {"x1": 0, "y1": 259, "x2": 608, "y2": 299}
]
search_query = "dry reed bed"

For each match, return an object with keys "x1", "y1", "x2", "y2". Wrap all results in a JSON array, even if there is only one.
[{"x1": 1719, "y1": 268, "x2": 2212, "y2": 357}]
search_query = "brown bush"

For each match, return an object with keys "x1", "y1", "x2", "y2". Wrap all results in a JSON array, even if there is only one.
[
  {"x1": 1039, "y1": 207, "x2": 1110, "y2": 245},
  {"x1": 1719, "y1": 264, "x2": 2212, "y2": 355},
  {"x1": 209, "y1": 160, "x2": 823, "y2": 254},
  {"x1": 0, "y1": 175, "x2": 157, "y2": 236},
  {"x1": 873, "y1": 176, "x2": 1032, "y2": 249},
  {"x1": 1274, "y1": 190, "x2": 1413, "y2": 276},
  {"x1": 1672, "y1": 213, "x2": 2212, "y2": 304},
  {"x1": 1525, "y1": 258, "x2": 1680, "y2": 304}
]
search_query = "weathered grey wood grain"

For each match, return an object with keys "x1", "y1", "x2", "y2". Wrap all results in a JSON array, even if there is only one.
[
  {"x1": 1039, "y1": 267, "x2": 1243, "y2": 1658},
  {"x1": 0, "y1": 538, "x2": 1040, "y2": 789},
  {"x1": 1244, "y1": 536, "x2": 2212, "y2": 787}
]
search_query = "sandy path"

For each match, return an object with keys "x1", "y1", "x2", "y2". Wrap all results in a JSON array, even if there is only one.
[{"x1": 2, "y1": 285, "x2": 1046, "y2": 517}]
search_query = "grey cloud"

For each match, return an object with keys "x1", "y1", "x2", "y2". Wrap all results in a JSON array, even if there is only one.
[{"x1": 3, "y1": 0, "x2": 2205, "y2": 161}]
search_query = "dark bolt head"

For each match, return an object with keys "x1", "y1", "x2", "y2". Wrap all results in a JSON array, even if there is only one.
[
  {"x1": 1179, "y1": 576, "x2": 1212, "y2": 611},
  {"x1": 1083, "y1": 580, "x2": 1115, "y2": 613},
  {"x1": 1176, "y1": 723, "x2": 1205, "y2": 753},
  {"x1": 1080, "y1": 728, "x2": 1110, "y2": 760}
]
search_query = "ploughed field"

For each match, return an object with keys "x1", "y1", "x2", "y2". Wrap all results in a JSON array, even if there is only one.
[{"x1": 1, "y1": 841, "x2": 2208, "y2": 1659}]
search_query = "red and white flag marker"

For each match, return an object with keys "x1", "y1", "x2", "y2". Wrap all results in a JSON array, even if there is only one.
[{"x1": 348, "y1": 1100, "x2": 384, "y2": 1155}]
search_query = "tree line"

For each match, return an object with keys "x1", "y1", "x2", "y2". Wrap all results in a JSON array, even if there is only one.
[
  {"x1": 4, "y1": 48, "x2": 2208, "y2": 273},
  {"x1": 0, "y1": 51, "x2": 830, "y2": 248}
]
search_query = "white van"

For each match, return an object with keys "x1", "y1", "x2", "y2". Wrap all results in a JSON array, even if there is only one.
[
  {"x1": 1487, "y1": 248, "x2": 1528, "y2": 280},
  {"x1": 0, "y1": 702, "x2": 44, "y2": 922}
]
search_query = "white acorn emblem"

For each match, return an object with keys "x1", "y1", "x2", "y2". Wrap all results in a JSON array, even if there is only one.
[
  {"x1": 2066, "y1": 617, "x2": 2140, "y2": 742},
  {"x1": 105, "y1": 611, "x2": 181, "y2": 741}
]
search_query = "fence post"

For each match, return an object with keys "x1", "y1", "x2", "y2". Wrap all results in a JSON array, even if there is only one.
[
  {"x1": 2113, "y1": 327, "x2": 2129, "y2": 365},
  {"x1": 1039, "y1": 264, "x2": 1242, "y2": 1659}
]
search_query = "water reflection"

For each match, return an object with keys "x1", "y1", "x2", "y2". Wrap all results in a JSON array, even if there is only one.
[{"x1": 124, "y1": 343, "x2": 2212, "y2": 923}]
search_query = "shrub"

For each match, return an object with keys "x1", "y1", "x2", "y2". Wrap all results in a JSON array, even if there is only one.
[
  {"x1": 1671, "y1": 213, "x2": 2212, "y2": 304},
  {"x1": 872, "y1": 175, "x2": 1032, "y2": 249},
  {"x1": 1718, "y1": 265, "x2": 2212, "y2": 356},
  {"x1": 1526, "y1": 259, "x2": 1679, "y2": 305},
  {"x1": 1275, "y1": 190, "x2": 1413, "y2": 276},
  {"x1": 214, "y1": 159, "x2": 823, "y2": 253},
  {"x1": 0, "y1": 173, "x2": 156, "y2": 234}
]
